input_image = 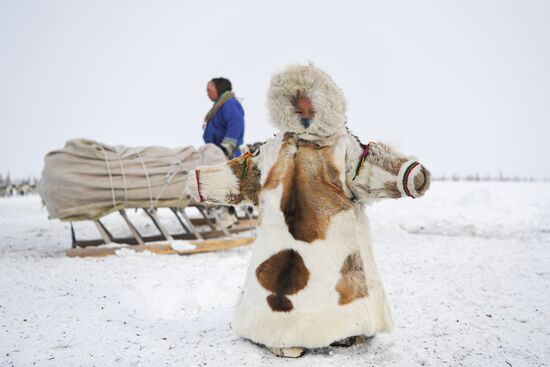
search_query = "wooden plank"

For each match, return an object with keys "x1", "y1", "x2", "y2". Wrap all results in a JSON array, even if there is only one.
[
  {"x1": 67, "y1": 237, "x2": 255, "y2": 258},
  {"x1": 186, "y1": 237, "x2": 255, "y2": 254}
]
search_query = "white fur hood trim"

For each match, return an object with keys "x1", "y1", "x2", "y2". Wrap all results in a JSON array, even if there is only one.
[{"x1": 267, "y1": 63, "x2": 347, "y2": 144}]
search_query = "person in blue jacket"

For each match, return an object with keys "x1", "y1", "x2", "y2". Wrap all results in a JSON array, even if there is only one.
[{"x1": 203, "y1": 77, "x2": 245, "y2": 158}]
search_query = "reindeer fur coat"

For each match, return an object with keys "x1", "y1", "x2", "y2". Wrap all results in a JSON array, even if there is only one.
[{"x1": 187, "y1": 64, "x2": 431, "y2": 349}]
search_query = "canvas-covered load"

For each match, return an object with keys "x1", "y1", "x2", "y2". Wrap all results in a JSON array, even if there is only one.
[{"x1": 38, "y1": 139, "x2": 226, "y2": 222}]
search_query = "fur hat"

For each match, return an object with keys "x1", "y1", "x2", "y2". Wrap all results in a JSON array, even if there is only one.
[{"x1": 267, "y1": 63, "x2": 347, "y2": 144}]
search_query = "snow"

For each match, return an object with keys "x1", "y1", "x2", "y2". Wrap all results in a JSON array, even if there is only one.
[
  {"x1": 1, "y1": 181, "x2": 549, "y2": 366},
  {"x1": 170, "y1": 241, "x2": 197, "y2": 252}
]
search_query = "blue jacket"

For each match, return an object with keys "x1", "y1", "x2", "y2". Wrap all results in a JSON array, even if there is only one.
[{"x1": 203, "y1": 97, "x2": 245, "y2": 157}]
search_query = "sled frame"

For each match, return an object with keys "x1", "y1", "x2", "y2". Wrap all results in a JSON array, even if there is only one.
[{"x1": 70, "y1": 205, "x2": 257, "y2": 249}]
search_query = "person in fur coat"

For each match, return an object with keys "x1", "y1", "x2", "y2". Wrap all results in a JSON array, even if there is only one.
[{"x1": 187, "y1": 63, "x2": 431, "y2": 358}]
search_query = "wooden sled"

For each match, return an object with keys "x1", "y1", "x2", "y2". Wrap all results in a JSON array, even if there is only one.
[{"x1": 67, "y1": 205, "x2": 257, "y2": 258}]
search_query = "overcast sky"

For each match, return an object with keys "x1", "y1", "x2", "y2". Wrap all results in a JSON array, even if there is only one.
[{"x1": 1, "y1": 0, "x2": 549, "y2": 180}]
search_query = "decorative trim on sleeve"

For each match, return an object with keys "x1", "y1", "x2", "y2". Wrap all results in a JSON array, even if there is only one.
[
  {"x1": 397, "y1": 160, "x2": 422, "y2": 198},
  {"x1": 352, "y1": 143, "x2": 372, "y2": 181},
  {"x1": 240, "y1": 151, "x2": 255, "y2": 178},
  {"x1": 194, "y1": 169, "x2": 206, "y2": 203}
]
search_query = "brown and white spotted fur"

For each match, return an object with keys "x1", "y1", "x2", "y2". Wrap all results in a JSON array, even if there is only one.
[{"x1": 187, "y1": 64, "x2": 431, "y2": 357}]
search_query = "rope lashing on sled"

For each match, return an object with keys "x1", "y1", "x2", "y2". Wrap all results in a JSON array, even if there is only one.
[
  {"x1": 100, "y1": 145, "x2": 118, "y2": 210},
  {"x1": 100, "y1": 144, "x2": 175, "y2": 210},
  {"x1": 240, "y1": 151, "x2": 255, "y2": 178},
  {"x1": 115, "y1": 147, "x2": 129, "y2": 206},
  {"x1": 352, "y1": 143, "x2": 372, "y2": 180},
  {"x1": 135, "y1": 148, "x2": 154, "y2": 209},
  {"x1": 152, "y1": 154, "x2": 185, "y2": 208}
]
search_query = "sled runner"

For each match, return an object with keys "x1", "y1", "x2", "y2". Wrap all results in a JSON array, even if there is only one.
[{"x1": 66, "y1": 237, "x2": 256, "y2": 258}]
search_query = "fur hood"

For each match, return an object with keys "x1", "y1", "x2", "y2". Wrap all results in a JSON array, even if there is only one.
[{"x1": 267, "y1": 63, "x2": 347, "y2": 144}]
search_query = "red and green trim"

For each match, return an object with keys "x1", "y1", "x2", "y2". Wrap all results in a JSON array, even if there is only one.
[
  {"x1": 240, "y1": 151, "x2": 254, "y2": 179},
  {"x1": 352, "y1": 143, "x2": 372, "y2": 181},
  {"x1": 402, "y1": 161, "x2": 420, "y2": 198},
  {"x1": 195, "y1": 169, "x2": 205, "y2": 203}
]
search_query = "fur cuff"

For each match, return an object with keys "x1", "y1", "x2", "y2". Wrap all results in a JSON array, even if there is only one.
[
  {"x1": 397, "y1": 160, "x2": 429, "y2": 198},
  {"x1": 186, "y1": 164, "x2": 240, "y2": 204}
]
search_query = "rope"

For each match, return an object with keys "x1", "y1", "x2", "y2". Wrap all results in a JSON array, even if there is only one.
[
  {"x1": 115, "y1": 147, "x2": 128, "y2": 205},
  {"x1": 100, "y1": 145, "x2": 118, "y2": 210},
  {"x1": 176, "y1": 158, "x2": 192, "y2": 203},
  {"x1": 152, "y1": 157, "x2": 183, "y2": 207},
  {"x1": 135, "y1": 148, "x2": 154, "y2": 209},
  {"x1": 100, "y1": 144, "x2": 197, "y2": 211}
]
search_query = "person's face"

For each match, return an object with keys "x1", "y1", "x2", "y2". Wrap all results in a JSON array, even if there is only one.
[
  {"x1": 207, "y1": 82, "x2": 218, "y2": 101},
  {"x1": 295, "y1": 96, "x2": 314, "y2": 119}
]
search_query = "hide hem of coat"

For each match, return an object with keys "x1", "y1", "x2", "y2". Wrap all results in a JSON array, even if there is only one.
[{"x1": 231, "y1": 287, "x2": 394, "y2": 349}]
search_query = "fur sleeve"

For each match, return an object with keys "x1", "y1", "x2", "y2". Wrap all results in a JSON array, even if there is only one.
[
  {"x1": 345, "y1": 137, "x2": 431, "y2": 204},
  {"x1": 187, "y1": 151, "x2": 262, "y2": 206}
]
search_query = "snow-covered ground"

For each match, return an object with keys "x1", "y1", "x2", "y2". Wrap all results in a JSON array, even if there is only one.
[{"x1": 1, "y1": 181, "x2": 549, "y2": 366}]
